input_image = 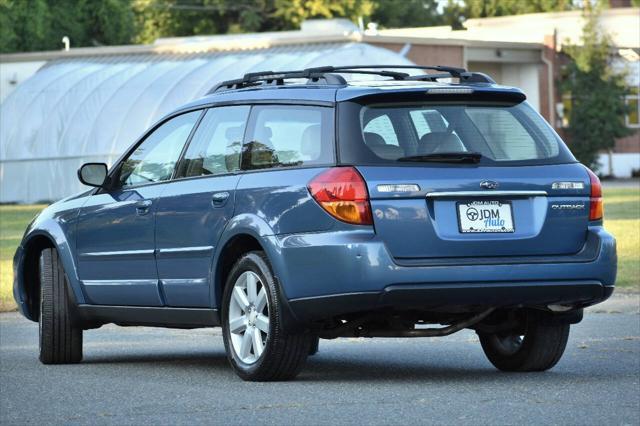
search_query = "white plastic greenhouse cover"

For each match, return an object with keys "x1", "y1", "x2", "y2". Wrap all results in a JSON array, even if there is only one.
[{"x1": 0, "y1": 42, "x2": 413, "y2": 203}]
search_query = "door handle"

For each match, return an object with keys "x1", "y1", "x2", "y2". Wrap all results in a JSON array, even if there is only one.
[
  {"x1": 211, "y1": 191, "x2": 230, "y2": 207},
  {"x1": 135, "y1": 199, "x2": 153, "y2": 215}
]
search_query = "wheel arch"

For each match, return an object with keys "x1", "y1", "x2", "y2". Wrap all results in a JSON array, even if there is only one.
[
  {"x1": 18, "y1": 234, "x2": 55, "y2": 321},
  {"x1": 214, "y1": 234, "x2": 263, "y2": 306},
  {"x1": 18, "y1": 230, "x2": 83, "y2": 321},
  {"x1": 211, "y1": 214, "x2": 287, "y2": 310}
]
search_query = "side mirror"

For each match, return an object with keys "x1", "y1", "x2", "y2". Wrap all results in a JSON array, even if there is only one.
[{"x1": 78, "y1": 163, "x2": 108, "y2": 187}]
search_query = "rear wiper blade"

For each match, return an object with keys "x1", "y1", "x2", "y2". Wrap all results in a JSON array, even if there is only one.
[{"x1": 397, "y1": 152, "x2": 482, "y2": 164}]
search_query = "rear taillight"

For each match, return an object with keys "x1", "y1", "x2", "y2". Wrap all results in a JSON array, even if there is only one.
[
  {"x1": 308, "y1": 167, "x2": 373, "y2": 225},
  {"x1": 586, "y1": 168, "x2": 603, "y2": 221}
]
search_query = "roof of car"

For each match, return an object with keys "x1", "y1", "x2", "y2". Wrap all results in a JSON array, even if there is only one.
[{"x1": 178, "y1": 80, "x2": 525, "y2": 111}]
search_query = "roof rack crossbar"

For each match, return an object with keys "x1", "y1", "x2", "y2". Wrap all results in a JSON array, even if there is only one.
[
  {"x1": 209, "y1": 64, "x2": 495, "y2": 93},
  {"x1": 322, "y1": 65, "x2": 468, "y2": 78}
]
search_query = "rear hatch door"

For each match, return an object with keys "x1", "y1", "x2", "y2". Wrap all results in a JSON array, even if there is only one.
[
  {"x1": 338, "y1": 91, "x2": 591, "y2": 261},
  {"x1": 361, "y1": 163, "x2": 590, "y2": 260}
]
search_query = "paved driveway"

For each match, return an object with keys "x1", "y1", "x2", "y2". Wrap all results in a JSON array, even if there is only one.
[{"x1": 1, "y1": 297, "x2": 638, "y2": 425}]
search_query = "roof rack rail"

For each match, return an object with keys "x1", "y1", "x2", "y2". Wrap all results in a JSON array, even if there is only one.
[
  {"x1": 209, "y1": 65, "x2": 495, "y2": 94},
  {"x1": 210, "y1": 70, "x2": 346, "y2": 93}
]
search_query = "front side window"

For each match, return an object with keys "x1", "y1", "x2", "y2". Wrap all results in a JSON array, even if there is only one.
[
  {"x1": 242, "y1": 105, "x2": 334, "y2": 170},
  {"x1": 118, "y1": 111, "x2": 200, "y2": 187},
  {"x1": 177, "y1": 106, "x2": 250, "y2": 178},
  {"x1": 339, "y1": 101, "x2": 574, "y2": 166}
]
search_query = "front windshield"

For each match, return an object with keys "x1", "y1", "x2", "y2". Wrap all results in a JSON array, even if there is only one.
[{"x1": 340, "y1": 101, "x2": 575, "y2": 166}]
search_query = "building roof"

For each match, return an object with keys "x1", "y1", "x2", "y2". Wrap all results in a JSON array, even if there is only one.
[{"x1": 375, "y1": 7, "x2": 640, "y2": 49}]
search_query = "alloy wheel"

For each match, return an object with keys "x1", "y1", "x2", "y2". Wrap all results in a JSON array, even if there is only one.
[{"x1": 227, "y1": 271, "x2": 270, "y2": 364}]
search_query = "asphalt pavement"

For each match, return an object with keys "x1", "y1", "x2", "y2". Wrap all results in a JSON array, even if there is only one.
[{"x1": 1, "y1": 295, "x2": 639, "y2": 425}]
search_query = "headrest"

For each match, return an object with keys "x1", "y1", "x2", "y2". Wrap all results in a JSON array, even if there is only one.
[
  {"x1": 363, "y1": 132, "x2": 403, "y2": 160},
  {"x1": 364, "y1": 132, "x2": 386, "y2": 147},
  {"x1": 418, "y1": 132, "x2": 466, "y2": 154},
  {"x1": 301, "y1": 124, "x2": 321, "y2": 160}
]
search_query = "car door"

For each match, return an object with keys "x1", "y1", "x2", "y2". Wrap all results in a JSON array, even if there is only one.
[
  {"x1": 76, "y1": 110, "x2": 202, "y2": 306},
  {"x1": 154, "y1": 105, "x2": 250, "y2": 307}
]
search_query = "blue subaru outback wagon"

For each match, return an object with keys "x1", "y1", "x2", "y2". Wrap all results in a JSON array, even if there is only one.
[{"x1": 14, "y1": 65, "x2": 616, "y2": 381}]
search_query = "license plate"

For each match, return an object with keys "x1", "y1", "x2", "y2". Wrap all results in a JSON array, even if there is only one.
[{"x1": 457, "y1": 201, "x2": 515, "y2": 233}]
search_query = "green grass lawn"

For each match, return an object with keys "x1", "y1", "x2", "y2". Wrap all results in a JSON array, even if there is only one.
[
  {"x1": 602, "y1": 187, "x2": 640, "y2": 289},
  {"x1": 1, "y1": 186, "x2": 638, "y2": 311}
]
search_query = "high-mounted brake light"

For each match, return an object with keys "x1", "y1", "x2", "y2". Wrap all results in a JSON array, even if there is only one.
[
  {"x1": 308, "y1": 167, "x2": 373, "y2": 225},
  {"x1": 586, "y1": 168, "x2": 603, "y2": 221},
  {"x1": 427, "y1": 88, "x2": 474, "y2": 94}
]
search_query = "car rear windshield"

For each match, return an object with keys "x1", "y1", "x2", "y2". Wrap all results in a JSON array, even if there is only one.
[{"x1": 338, "y1": 101, "x2": 576, "y2": 166}]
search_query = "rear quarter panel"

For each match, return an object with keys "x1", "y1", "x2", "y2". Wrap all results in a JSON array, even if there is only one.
[
  {"x1": 212, "y1": 167, "x2": 358, "y2": 306},
  {"x1": 233, "y1": 167, "x2": 339, "y2": 235}
]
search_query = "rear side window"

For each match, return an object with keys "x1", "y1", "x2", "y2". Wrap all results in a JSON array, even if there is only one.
[
  {"x1": 242, "y1": 105, "x2": 334, "y2": 170},
  {"x1": 177, "y1": 106, "x2": 249, "y2": 178},
  {"x1": 338, "y1": 101, "x2": 574, "y2": 166}
]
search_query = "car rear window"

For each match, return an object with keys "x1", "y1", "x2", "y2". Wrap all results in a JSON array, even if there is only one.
[{"x1": 338, "y1": 101, "x2": 575, "y2": 166}]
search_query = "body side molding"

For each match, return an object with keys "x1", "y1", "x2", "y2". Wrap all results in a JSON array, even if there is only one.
[{"x1": 77, "y1": 305, "x2": 220, "y2": 328}]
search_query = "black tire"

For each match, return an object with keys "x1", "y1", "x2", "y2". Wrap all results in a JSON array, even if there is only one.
[
  {"x1": 308, "y1": 335, "x2": 320, "y2": 356},
  {"x1": 221, "y1": 251, "x2": 312, "y2": 381},
  {"x1": 479, "y1": 311, "x2": 569, "y2": 372},
  {"x1": 39, "y1": 248, "x2": 83, "y2": 364}
]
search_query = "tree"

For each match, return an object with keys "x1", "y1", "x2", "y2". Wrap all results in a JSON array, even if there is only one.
[
  {"x1": 560, "y1": 6, "x2": 632, "y2": 169},
  {"x1": 0, "y1": 0, "x2": 135, "y2": 53},
  {"x1": 0, "y1": 0, "x2": 52, "y2": 53},
  {"x1": 441, "y1": 0, "x2": 466, "y2": 30},
  {"x1": 0, "y1": 0, "x2": 591, "y2": 54},
  {"x1": 87, "y1": 0, "x2": 136, "y2": 46},
  {"x1": 463, "y1": 0, "x2": 573, "y2": 19},
  {"x1": 370, "y1": 0, "x2": 441, "y2": 29},
  {"x1": 368, "y1": 0, "x2": 576, "y2": 32},
  {"x1": 133, "y1": 0, "x2": 374, "y2": 44},
  {"x1": 272, "y1": 0, "x2": 374, "y2": 29}
]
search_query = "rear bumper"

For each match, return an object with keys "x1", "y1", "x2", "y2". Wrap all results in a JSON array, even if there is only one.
[
  {"x1": 267, "y1": 226, "x2": 616, "y2": 322},
  {"x1": 289, "y1": 281, "x2": 613, "y2": 322}
]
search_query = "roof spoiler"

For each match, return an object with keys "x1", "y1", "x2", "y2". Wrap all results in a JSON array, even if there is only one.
[{"x1": 344, "y1": 86, "x2": 527, "y2": 104}]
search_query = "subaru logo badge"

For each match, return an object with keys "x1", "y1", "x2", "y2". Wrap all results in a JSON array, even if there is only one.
[{"x1": 480, "y1": 180, "x2": 498, "y2": 190}]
